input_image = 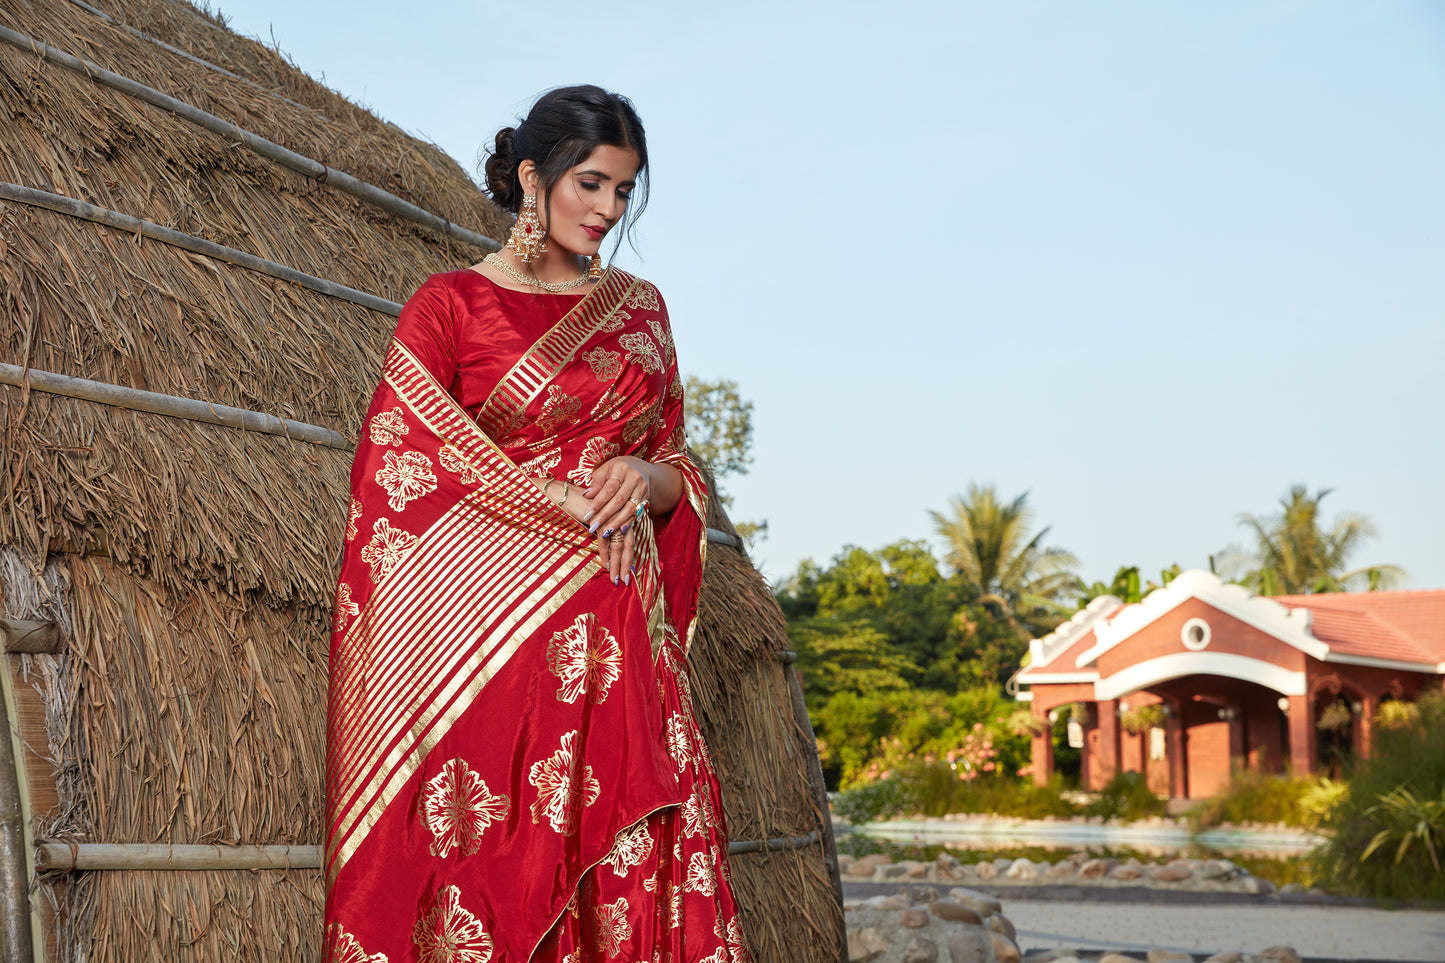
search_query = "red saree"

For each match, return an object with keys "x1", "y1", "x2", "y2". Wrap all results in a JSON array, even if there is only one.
[{"x1": 324, "y1": 268, "x2": 747, "y2": 963}]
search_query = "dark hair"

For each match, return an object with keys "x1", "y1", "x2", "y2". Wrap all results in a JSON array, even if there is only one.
[{"x1": 483, "y1": 85, "x2": 649, "y2": 254}]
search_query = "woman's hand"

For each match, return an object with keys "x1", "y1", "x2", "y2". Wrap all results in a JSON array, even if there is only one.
[{"x1": 583, "y1": 456, "x2": 652, "y2": 584}]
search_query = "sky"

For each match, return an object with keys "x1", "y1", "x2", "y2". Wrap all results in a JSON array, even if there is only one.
[{"x1": 218, "y1": 0, "x2": 1445, "y2": 590}]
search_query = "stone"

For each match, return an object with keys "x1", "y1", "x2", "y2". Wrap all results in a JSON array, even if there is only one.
[
  {"x1": 1278, "y1": 883, "x2": 1304, "y2": 895},
  {"x1": 908, "y1": 861, "x2": 931, "y2": 878},
  {"x1": 881, "y1": 863, "x2": 912, "y2": 879},
  {"x1": 899, "y1": 907, "x2": 930, "y2": 928},
  {"x1": 1148, "y1": 864, "x2": 1194, "y2": 883},
  {"x1": 1005, "y1": 858, "x2": 1038, "y2": 880},
  {"x1": 837, "y1": 855, "x2": 856, "y2": 872},
  {"x1": 1146, "y1": 950, "x2": 1191, "y2": 963},
  {"x1": 847, "y1": 927, "x2": 890, "y2": 962},
  {"x1": 946, "y1": 930, "x2": 988, "y2": 963},
  {"x1": 1044, "y1": 861, "x2": 1076, "y2": 878},
  {"x1": 902, "y1": 937, "x2": 939, "y2": 963},
  {"x1": 1241, "y1": 875, "x2": 1276, "y2": 895},
  {"x1": 993, "y1": 857, "x2": 1013, "y2": 872},
  {"x1": 935, "y1": 853, "x2": 960, "y2": 871},
  {"x1": 846, "y1": 861, "x2": 879, "y2": 878},
  {"x1": 1202, "y1": 953, "x2": 1243, "y2": 963},
  {"x1": 1200, "y1": 860, "x2": 1239, "y2": 880},
  {"x1": 913, "y1": 886, "x2": 940, "y2": 903},
  {"x1": 1078, "y1": 858, "x2": 1114, "y2": 878},
  {"x1": 973, "y1": 861, "x2": 998, "y2": 880},
  {"x1": 855, "y1": 853, "x2": 893, "y2": 871},
  {"x1": 1258, "y1": 948, "x2": 1303, "y2": 963},
  {"x1": 986, "y1": 914, "x2": 1016, "y2": 941},
  {"x1": 1099, "y1": 955, "x2": 1141, "y2": 963},
  {"x1": 947, "y1": 888, "x2": 1002, "y2": 915},
  {"x1": 1109, "y1": 865, "x2": 1143, "y2": 881},
  {"x1": 928, "y1": 900, "x2": 982, "y2": 925},
  {"x1": 877, "y1": 894, "x2": 910, "y2": 911},
  {"x1": 989, "y1": 932, "x2": 1021, "y2": 963}
]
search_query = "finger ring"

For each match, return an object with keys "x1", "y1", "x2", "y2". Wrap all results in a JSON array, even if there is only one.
[
  {"x1": 629, "y1": 497, "x2": 641, "y2": 506},
  {"x1": 634, "y1": 499, "x2": 649, "y2": 519},
  {"x1": 609, "y1": 530, "x2": 625, "y2": 541}
]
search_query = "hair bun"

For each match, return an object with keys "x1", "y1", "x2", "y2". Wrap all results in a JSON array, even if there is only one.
[{"x1": 483, "y1": 126, "x2": 520, "y2": 211}]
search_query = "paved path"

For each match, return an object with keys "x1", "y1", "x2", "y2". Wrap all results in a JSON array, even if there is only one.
[{"x1": 1001, "y1": 897, "x2": 1445, "y2": 962}]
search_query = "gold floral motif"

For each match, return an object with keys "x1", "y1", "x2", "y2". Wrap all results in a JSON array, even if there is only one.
[
  {"x1": 546, "y1": 613, "x2": 622, "y2": 705},
  {"x1": 562, "y1": 951, "x2": 581, "y2": 963},
  {"x1": 625, "y1": 282, "x2": 660, "y2": 311},
  {"x1": 602, "y1": 819, "x2": 654, "y2": 877},
  {"x1": 669, "y1": 373, "x2": 684, "y2": 400},
  {"x1": 646, "y1": 317, "x2": 676, "y2": 368},
  {"x1": 590, "y1": 388, "x2": 627, "y2": 422},
  {"x1": 439, "y1": 444, "x2": 484, "y2": 485},
  {"x1": 368, "y1": 407, "x2": 410, "y2": 446},
  {"x1": 664, "y1": 714, "x2": 693, "y2": 772},
  {"x1": 685, "y1": 851, "x2": 717, "y2": 896},
  {"x1": 412, "y1": 885, "x2": 494, "y2": 963},
  {"x1": 681, "y1": 793, "x2": 706, "y2": 838},
  {"x1": 726, "y1": 918, "x2": 750, "y2": 963},
  {"x1": 599, "y1": 308, "x2": 631, "y2": 333},
  {"x1": 517, "y1": 449, "x2": 562, "y2": 476},
  {"x1": 622, "y1": 400, "x2": 661, "y2": 447},
  {"x1": 698, "y1": 948, "x2": 729, "y2": 963},
  {"x1": 537, "y1": 385, "x2": 583, "y2": 434},
  {"x1": 375, "y1": 449, "x2": 438, "y2": 512},
  {"x1": 528, "y1": 730, "x2": 601, "y2": 834},
  {"x1": 360, "y1": 517, "x2": 419, "y2": 584},
  {"x1": 325, "y1": 923, "x2": 389, "y2": 963},
  {"x1": 594, "y1": 897, "x2": 634, "y2": 958},
  {"x1": 422, "y1": 757, "x2": 511, "y2": 858},
  {"x1": 716, "y1": 844, "x2": 732, "y2": 883},
  {"x1": 567, "y1": 436, "x2": 621, "y2": 487},
  {"x1": 346, "y1": 497, "x2": 364, "y2": 542},
  {"x1": 583, "y1": 346, "x2": 624, "y2": 381},
  {"x1": 333, "y1": 583, "x2": 360, "y2": 633},
  {"x1": 618, "y1": 332, "x2": 662, "y2": 374}
]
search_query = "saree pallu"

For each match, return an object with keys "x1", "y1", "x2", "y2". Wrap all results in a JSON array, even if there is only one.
[{"x1": 324, "y1": 269, "x2": 746, "y2": 963}]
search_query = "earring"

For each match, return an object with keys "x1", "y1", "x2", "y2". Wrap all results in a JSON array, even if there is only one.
[
  {"x1": 588, "y1": 252, "x2": 603, "y2": 279},
  {"x1": 507, "y1": 194, "x2": 547, "y2": 263}
]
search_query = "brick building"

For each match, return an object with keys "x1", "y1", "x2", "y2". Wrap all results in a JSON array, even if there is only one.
[{"x1": 1014, "y1": 570, "x2": 1445, "y2": 798}]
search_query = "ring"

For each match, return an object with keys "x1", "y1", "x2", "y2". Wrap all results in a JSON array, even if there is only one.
[
  {"x1": 634, "y1": 499, "x2": 649, "y2": 519},
  {"x1": 609, "y1": 530, "x2": 625, "y2": 541}
]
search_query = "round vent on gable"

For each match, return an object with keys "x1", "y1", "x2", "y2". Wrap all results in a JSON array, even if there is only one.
[{"x1": 1181, "y1": 617, "x2": 1212, "y2": 651}]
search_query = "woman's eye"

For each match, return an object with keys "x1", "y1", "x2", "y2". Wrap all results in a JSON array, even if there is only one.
[
  {"x1": 617, "y1": 191, "x2": 632, "y2": 202},
  {"x1": 580, "y1": 181, "x2": 601, "y2": 191}
]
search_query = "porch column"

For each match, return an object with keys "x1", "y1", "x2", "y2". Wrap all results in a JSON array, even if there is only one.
[
  {"x1": 1358, "y1": 694, "x2": 1376, "y2": 760},
  {"x1": 1228, "y1": 708, "x2": 1246, "y2": 773},
  {"x1": 1286, "y1": 694, "x2": 1315, "y2": 776},
  {"x1": 1096, "y1": 699, "x2": 1120, "y2": 786},
  {"x1": 1165, "y1": 707, "x2": 1187, "y2": 799},
  {"x1": 1030, "y1": 707, "x2": 1054, "y2": 788}
]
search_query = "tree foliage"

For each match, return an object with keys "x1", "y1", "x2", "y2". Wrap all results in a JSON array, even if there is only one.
[
  {"x1": 682, "y1": 375, "x2": 765, "y2": 541},
  {"x1": 1219, "y1": 484, "x2": 1404, "y2": 594}
]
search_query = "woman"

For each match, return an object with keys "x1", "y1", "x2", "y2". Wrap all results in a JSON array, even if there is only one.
[{"x1": 323, "y1": 86, "x2": 748, "y2": 963}]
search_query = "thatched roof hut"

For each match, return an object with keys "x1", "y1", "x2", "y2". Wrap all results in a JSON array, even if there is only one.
[{"x1": 0, "y1": 1, "x2": 843, "y2": 959}]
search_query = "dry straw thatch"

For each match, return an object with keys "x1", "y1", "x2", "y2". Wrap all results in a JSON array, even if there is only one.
[{"x1": 0, "y1": 0, "x2": 842, "y2": 960}]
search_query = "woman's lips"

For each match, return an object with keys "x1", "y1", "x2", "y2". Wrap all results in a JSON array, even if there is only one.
[{"x1": 582, "y1": 225, "x2": 605, "y2": 240}]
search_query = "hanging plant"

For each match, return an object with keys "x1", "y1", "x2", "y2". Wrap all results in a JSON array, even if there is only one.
[
  {"x1": 1121, "y1": 703, "x2": 1167, "y2": 735},
  {"x1": 1317, "y1": 701, "x2": 1353, "y2": 732}
]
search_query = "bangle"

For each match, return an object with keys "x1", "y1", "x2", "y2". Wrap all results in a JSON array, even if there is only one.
[{"x1": 541, "y1": 478, "x2": 568, "y2": 506}]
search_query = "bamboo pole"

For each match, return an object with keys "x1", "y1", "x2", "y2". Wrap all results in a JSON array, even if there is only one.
[
  {"x1": 0, "y1": 363, "x2": 351, "y2": 451},
  {"x1": 0, "y1": 182, "x2": 402, "y2": 317},
  {"x1": 35, "y1": 842, "x2": 320, "y2": 872},
  {"x1": 705, "y1": 528, "x2": 742, "y2": 548},
  {"x1": 0, "y1": 678, "x2": 34, "y2": 962},
  {"x1": 0, "y1": 24, "x2": 500, "y2": 254},
  {"x1": 726, "y1": 830, "x2": 821, "y2": 857},
  {"x1": 0, "y1": 621, "x2": 61, "y2": 656}
]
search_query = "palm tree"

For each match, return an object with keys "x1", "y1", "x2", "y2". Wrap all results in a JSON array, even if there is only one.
[
  {"x1": 929, "y1": 483, "x2": 1079, "y2": 636},
  {"x1": 1223, "y1": 485, "x2": 1405, "y2": 595}
]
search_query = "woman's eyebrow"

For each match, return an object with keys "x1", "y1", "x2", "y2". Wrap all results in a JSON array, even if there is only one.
[{"x1": 578, "y1": 169, "x2": 636, "y2": 188}]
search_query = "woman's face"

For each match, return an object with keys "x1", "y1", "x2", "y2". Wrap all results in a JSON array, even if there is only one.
[{"x1": 524, "y1": 145, "x2": 640, "y2": 259}]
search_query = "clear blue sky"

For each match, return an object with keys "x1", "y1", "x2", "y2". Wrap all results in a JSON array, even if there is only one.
[{"x1": 220, "y1": 0, "x2": 1445, "y2": 589}]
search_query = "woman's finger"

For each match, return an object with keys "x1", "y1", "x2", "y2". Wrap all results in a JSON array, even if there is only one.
[
  {"x1": 620, "y1": 529, "x2": 635, "y2": 585},
  {"x1": 596, "y1": 533, "x2": 612, "y2": 573}
]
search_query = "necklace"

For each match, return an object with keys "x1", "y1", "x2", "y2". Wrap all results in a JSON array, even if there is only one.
[{"x1": 483, "y1": 253, "x2": 593, "y2": 293}]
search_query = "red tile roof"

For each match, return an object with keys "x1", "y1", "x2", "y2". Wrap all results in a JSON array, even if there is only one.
[{"x1": 1271, "y1": 590, "x2": 1445, "y2": 665}]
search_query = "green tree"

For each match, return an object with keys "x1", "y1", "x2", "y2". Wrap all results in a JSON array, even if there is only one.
[
  {"x1": 682, "y1": 375, "x2": 765, "y2": 542},
  {"x1": 929, "y1": 483, "x2": 1079, "y2": 638},
  {"x1": 1221, "y1": 485, "x2": 1405, "y2": 594}
]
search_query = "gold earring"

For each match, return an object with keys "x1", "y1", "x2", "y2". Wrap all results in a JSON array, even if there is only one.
[
  {"x1": 507, "y1": 194, "x2": 547, "y2": 263},
  {"x1": 588, "y1": 252, "x2": 603, "y2": 279}
]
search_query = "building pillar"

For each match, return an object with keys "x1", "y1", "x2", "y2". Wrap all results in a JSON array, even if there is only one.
[
  {"x1": 1227, "y1": 708, "x2": 1246, "y2": 774},
  {"x1": 1031, "y1": 707, "x2": 1054, "y2": 788},
  {"x1": 1165, "y1": 709, "x2": 1187, "y2": 799},
  {"x1": 1096, "y1": 699, "x2": 1120, "y2": 787},
  {"x1": 1286, "y1": 694, "x2": 1315, "y2": 776},
  {"x1": 1358, "y1": 694, "x2": 1376, "y2": 761}
]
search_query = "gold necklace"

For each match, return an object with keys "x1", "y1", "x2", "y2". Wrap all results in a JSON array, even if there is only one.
[{"x1": 483, "y1": 252, "x2": 593, "y2": 293}]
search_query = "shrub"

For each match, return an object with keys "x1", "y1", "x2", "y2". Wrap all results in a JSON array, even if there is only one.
[
  {"x1": 1190, "y1": 770, "x2": 1332, "y2": 830},
  {"x1": 1083, "y1": 771, "x2": 1165, "y2": 821},
  {"x1": 1315, "y1": 691, "x2": 1445, "y2": 900},
  {"x1": 833, "y1": 761, "x2": 1076, "y2": 823}
]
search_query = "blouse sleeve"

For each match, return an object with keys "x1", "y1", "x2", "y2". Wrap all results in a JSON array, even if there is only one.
[{"x1": 391, "y1": 273, "x2": 460, "y2": 389}]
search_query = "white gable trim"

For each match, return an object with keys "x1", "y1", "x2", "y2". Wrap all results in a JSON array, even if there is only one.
[
  {"x1": 1017, "y1": 671, "x2": 1099, "y2": 685},
  {"x1": 1323, "y1": 652, "x2": 1445, "y2": 674},
  {"x1": 1095, "y1": 652, "x2": 1307, "y2": 700},
  {"x1": 1029, "y1": 595, "x2": 1120, "y2": 670},
  {"x1": 1074, "y1": 569, "x2": 1326, "y2": 668}
]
